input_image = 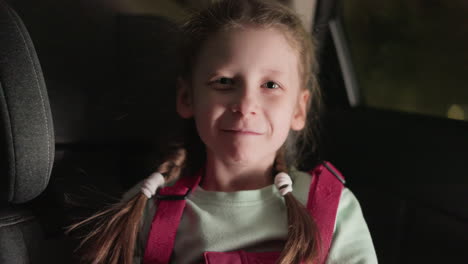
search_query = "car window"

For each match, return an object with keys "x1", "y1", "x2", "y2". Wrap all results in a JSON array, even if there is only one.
[{"x1": 342, "y1": 0, "x2": 468, "y2": 121}]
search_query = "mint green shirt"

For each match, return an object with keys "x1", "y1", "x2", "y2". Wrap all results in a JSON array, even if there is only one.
[{"x1": 124, "y1": 170, "x2": 378, "y2": 264}]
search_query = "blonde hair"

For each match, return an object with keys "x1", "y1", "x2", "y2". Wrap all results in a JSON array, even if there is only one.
[{"x1": 68, "y1": 1, "x2": 323, "y2": 263}]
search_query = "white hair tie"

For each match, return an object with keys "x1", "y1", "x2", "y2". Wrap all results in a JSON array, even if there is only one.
[
  {"x1": 141, "y1": 172, "x2": 165, "y2": 198},
  {"x1": 274, "y1": 172, "x2": 293, "y2": 196}
]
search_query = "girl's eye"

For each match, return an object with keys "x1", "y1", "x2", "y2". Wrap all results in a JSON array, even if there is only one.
[
  {"x1": 263, "y1": 81, "x2": 280, "y2": 89},
  {"x1": 211, "y1": 77, "x2": 235, "y2": 91},
  {"x1": 216, "y1": 77, "x2": 234, "y2": 85}
]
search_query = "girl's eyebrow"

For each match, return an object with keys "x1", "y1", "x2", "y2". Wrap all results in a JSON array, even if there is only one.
[
  {"x1": 206, "y1": 68, "x2": 285, "y2": 78},
  {"x1": 261, "y1": 68, "x2": 285, "y2": 75},
  {"x1": 206, "y1": 71, "x2": 230, "y2": 78}
]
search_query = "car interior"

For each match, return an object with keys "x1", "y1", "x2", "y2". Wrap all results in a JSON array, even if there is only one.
[{"x1": 1, "y1": 0, "x2": 467, "y2": 263}]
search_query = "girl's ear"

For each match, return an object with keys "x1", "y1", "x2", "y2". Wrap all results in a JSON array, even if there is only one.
[
  {"x1": 290, "y1": 89, "x2": 310, "y2": 131},
  {"x1": 176, "y1": 77, "x2": 194, "y2": 118}
]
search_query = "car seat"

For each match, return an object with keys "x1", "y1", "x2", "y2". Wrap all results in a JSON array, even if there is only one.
[
  {"x1": 0, "y1": 1, "x2": 187, "y2": 261},
  {"x1": 0, "y1": 1, "x2": 57, "y2": 262}
]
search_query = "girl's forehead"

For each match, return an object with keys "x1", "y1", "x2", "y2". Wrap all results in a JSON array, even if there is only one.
[{"x1": 193, "y1": 26, "x2": 300, "y2": 79}]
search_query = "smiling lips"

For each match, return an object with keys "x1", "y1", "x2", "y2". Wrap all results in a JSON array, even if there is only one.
[{"x1": 221, "y1": 129, "x2": 263, "y2": 135}]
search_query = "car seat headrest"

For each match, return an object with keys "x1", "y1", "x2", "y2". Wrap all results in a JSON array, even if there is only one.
[{"x1": 0, "y1": 0, "x2": 55, "y2": 204}]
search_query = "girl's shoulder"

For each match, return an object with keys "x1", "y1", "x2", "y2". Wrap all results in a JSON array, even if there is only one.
[
  {"x1": 289, "y1": 166, "x2": 352, "y2": 209},
  {"x1": 328, "y1": 188, "x2": 378, "y2": 263}
]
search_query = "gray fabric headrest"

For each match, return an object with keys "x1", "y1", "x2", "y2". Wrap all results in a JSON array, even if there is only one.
[{"x1": 0, "y1": 1, "x2": 55, "y2": 204}]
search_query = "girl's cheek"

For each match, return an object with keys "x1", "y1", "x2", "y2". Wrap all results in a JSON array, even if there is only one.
[
  {"x1": 264, "y1": 96, "x2": 292, "y2": 111},
  {"x1": 195, "y1": 100, "x2": 224, "y2": 118}
]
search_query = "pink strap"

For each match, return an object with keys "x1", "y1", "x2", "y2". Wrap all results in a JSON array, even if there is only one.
[
  {"x1": 143, "y1": 162, "x2": 344, "y2": 264},
  {"x1": 143, "y1": 170, "x2": 201, "y2": 264},
  {"x1": 307, "y1": 162, "x2": 345, "y2": 264},
  {"x1": 204, "y1": 251, "x2": 281, "y2": 264}
]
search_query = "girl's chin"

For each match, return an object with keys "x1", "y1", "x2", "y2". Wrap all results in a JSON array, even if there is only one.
[
  {"x1": 205, "y1": 143, "x2": 275, "y2": 165},
  {"x1": 227, "y1": 155, "x2": 256, "y2": 165},
  {"x1": 220, "y1": 148, "x2": 269, "y2": 165}
]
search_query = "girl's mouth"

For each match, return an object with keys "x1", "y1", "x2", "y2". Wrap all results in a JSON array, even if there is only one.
[{"x1": 221, "y1": 129, "x2": 262, "y2": 135}]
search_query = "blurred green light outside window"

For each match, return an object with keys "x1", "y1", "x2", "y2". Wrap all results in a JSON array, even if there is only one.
[{"x1": 342, "y1": 0, "x2": 468, "y2": 121}]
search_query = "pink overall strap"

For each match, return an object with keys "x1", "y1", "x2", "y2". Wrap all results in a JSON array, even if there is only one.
[
  {"x1": 143, "y1": 170, "x2": 202, "y2": 264},
  {"x1": 307, "y1": 161, "x2": 346, "y2": 264}
]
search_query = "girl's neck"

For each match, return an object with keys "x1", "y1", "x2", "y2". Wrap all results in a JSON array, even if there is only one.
[{"x1": 200, "y1": 151, "x2": 275, "y2": 192}]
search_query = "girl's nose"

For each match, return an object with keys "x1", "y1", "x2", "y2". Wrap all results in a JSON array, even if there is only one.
[{"x1": 230, "y1": 88, "x2": 258, "y2": 116}]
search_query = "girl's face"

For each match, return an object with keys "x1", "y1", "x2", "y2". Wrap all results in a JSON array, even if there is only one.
[{"x1": 177, "y1": 26, "x2": 310, "y2": 166}]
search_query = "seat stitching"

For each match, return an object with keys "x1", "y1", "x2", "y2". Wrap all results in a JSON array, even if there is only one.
[
  {"x1": 0, "y1": 85, "x2": 16, "y2": 202},
  {"x1": 7, "y1": 6, "x2": 51, "y2": 195}
]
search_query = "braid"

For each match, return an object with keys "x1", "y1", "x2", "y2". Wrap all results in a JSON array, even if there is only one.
[
  {"x1": 275, "y1": 146, "x2": 290, "y2": 173},
  {"x1": 157, "y1": 147, "x2": 187, "y2": 183},
  {"x1": 67, "y1": 147, "x2": 188, "y2": 264},
  {"x1": 276, "y1": 147, "x2": 320, "y2": 264}
]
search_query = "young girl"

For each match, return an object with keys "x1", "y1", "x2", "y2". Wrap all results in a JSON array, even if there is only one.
[{"x1": 71, "y1": 0, "x2": 377, "y2": 263}]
